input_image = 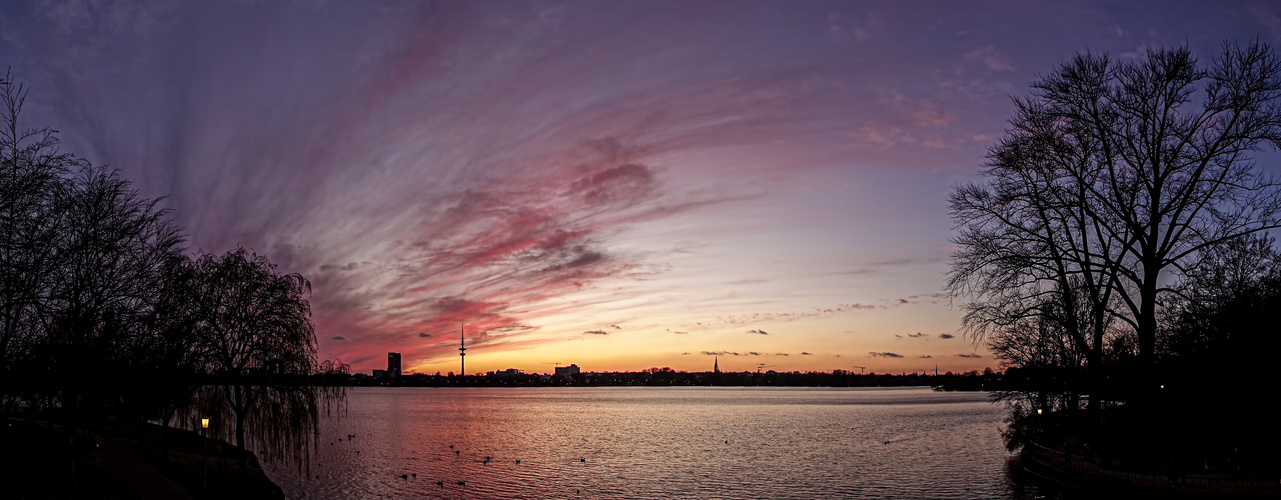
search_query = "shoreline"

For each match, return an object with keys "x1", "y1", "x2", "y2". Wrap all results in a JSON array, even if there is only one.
[
  {"x1": 1019, "y1": 440, "x2": 1281, "y2": 497},
  {"x1": 1, "y1": 415, "x2": 284, "y2": 499}
]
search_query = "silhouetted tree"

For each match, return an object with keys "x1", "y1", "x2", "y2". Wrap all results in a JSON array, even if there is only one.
[
  {"x1": 188, "y1": 248, "x2": 320, "y2": 473},
  {"x1": 124, "y1": 252, "x2": 203, "y2": 453},
  {"x1": 0, "y1": 71, "x2": 341, "y2": 485},
  {"x1": 948, "y1": 95, "x2": 1126, "y2": 413},
  {"x1": 1161, "y1": 233, "x2": 1281, "y2": 396},
  {"x1": 0, "y1": 71, "x2": 77, "y2": 420},
  {"x1": 42, "y1": 165, "x2": 186, "y2": 424},
  {"x1": 950, "y1": 42, "x2": 1281, "y2": 403}
]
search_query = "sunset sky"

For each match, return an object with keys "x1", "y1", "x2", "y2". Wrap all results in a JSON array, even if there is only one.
[{"x1": 2, "y1": 1, "x2": 1276, "y2": 375}]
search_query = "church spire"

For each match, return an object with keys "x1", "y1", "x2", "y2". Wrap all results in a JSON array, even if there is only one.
[{"x1": 714, "y1": 356, "x2": 720, "y2": 374}]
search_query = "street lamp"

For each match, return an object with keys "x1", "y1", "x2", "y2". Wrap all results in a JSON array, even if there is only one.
[{"x1": 201, "y1": 418, "x2": 209, "y2": 493}]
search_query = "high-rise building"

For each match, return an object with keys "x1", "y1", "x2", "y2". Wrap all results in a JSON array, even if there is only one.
[
  {"x1": 554, "y1": 364, "x2": 580, "y2": 377},
  {"x1": 388, "y1": 352, "x2": 401, "y2": 378},
  {"x1": 714, "y1": 357, "x2": 720, "y2": 374}
]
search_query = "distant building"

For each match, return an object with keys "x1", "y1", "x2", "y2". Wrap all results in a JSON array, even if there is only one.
[
  {"x1": 486, "y1": 368, "x2": 524, "y2": 378},
  {"x1": 714, "y1": 357, "x2": 720, "y2": 374},
  {"x1": 554, "y1": 364, "x2": 580, "y2": 377},
  {"x1": 372, "y1": 369, "x2": 387, "y2": 379},
  {"x1": 388, "y1": 352, "x2": 401, "y2": 378}
]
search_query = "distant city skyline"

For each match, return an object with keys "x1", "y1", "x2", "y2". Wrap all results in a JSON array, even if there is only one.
[{"x1": 2, "y1": 1, "x2": 1277, "y2": 375}]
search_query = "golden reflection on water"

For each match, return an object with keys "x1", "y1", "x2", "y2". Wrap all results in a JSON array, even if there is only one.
[{"x1": 263, "y1": 387, "x2": 1029, "y2": 499}]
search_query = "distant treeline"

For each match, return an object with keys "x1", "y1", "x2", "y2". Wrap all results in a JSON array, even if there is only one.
[{"x1": 313, "y1": 368, "x2": 1007, "y2": 390}]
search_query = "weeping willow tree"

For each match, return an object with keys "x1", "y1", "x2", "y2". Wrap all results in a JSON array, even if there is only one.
[
  {"x1": 0, "y1": 71, "x2": 342, "y2": 484},
  {"x1": 187, "y1": 248, "x2": 337, "y2": 474}
]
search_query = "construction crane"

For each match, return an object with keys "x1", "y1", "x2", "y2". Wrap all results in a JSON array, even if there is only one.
[{"x1": 853, "y1": 366, "x2": 867, "y2": 375}]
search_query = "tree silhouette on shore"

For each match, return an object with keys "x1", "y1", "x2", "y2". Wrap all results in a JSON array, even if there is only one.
[
  {"x1": 187, "y1": 247, "x2": 322, "y2": 474},
  {"x1": 0, "y1": 69, "x2": 338, "y2": 482},
  {"x1": 949, "y1": 42, "x2": 1281, "y2": 466},
  {"x1": 949, "y1": 41, "x2": 1281, "y2": 408}
]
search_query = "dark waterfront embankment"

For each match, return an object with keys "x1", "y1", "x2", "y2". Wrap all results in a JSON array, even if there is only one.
[
  {"x1": 1, "y1": 415, "x2": 282, "y2": 499},
  {"x1": 1005, "y1": 401, "x2": 1281, "y2": 498},
  {"x1": 1019, "y1": 442, "x2": 1281, "y2": 497}
]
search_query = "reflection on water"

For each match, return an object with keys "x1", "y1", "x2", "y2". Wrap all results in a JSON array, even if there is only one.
[{"x1": 260, "y1": 387, "x2": 1060, "y2": 499}]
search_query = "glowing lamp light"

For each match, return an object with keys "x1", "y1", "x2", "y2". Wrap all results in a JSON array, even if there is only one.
[
  {"x1": 1160, "y1": 384, "x2": 1165, "y2": 389},
  {"x1": 201, "y1": 418, "x2": 209, "y2": 429},
  {"x1": 1036, "y1": 409, "x2": 1043, "y2": 415}
]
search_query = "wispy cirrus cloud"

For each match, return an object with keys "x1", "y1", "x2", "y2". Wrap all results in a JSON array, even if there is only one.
[
  {"x1": 8, "y1": 1, "x2": 1246, "y2": 373},
  {"x1": 12, "y1": 2, "x2": 839, "y2": 371}
]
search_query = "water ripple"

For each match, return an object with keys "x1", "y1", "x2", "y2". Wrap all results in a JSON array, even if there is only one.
[{"x1": 263, "y1": 387, "x2": 1036, "y2": 499}]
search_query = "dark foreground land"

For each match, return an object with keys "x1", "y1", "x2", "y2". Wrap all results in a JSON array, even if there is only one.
[
  {"x1": 0, "y1": 415, "x2": 282, "y2": 499},
  {"x1": 1011, "y1": 403, "x2": 1281, "y2": 498}
]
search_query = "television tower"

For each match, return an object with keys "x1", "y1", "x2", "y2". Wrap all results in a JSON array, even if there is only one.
[{"x1": 459, "y1": 324, "x2": 467, "y2": 376}]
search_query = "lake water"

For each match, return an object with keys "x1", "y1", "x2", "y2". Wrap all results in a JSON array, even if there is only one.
[{"x1": 260, "y1": 387, "x2": 1058, "y2": 499}]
